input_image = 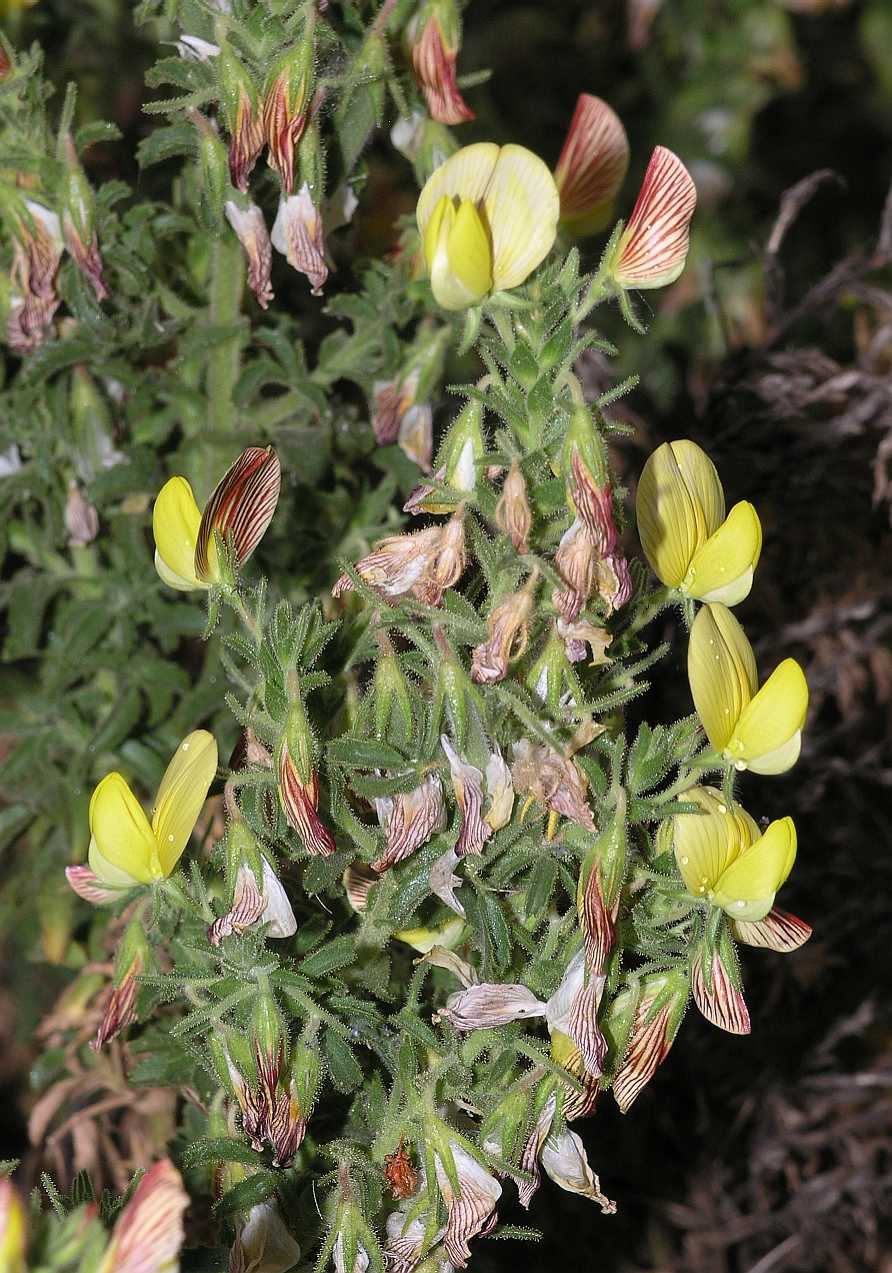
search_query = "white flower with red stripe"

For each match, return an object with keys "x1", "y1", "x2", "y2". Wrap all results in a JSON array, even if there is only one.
[
  {"x1": 153, "y1": 446, "x2": 281, "y2": 591},
  {"x1": 97, "y1": 1159, "x2": 188, "y2": 1273},
  {"x1": 554, "y1": 94, "x2": 629, "y2": 235},
  {"x1": 608, "y1": 146, "x2": 697, "y2": 290}
]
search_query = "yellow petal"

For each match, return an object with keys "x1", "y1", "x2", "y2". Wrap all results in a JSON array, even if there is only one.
[
  {"x1": 672, "y1": 785, "x2": 738, "y2": 896},
  {"x1": 89, "y1": 773, "x2": 159, "y2": 884},
  {"x1": 636, "y1": 440, "x2": 722, "y2": 586},
  {"x1": 152, "y1": 477, "x2": 204, "y2": 590},
  {"x1": 713, "y1": 817, "x2": 797, "y2": 920},
  {"x1": 685, "y1": 501, "x2": 762, "y2": 605},
  {"x1": 394, "y1": 917, "x2": 464, "y2": 953},
  {"x1": 416, "y1": 142, "x2": 501, "y2": 237},
  {"x1": 729, "y1": 658, "x2": 808, "y2": 774},
  {"x1": 151, "y1": 730, "x2": 218, "y2": 876},
  {"x1": 482, "y1": 144, "x2": 560, "y2": 290},
  {"x1": 442, "y1": 198, "x2": 493, "y2": 308},
  {"x1": 688, "y1": 604, "x2": 757, "y2": 751}
]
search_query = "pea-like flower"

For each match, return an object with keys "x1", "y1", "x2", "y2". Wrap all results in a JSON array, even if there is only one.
[
  {"x1": 66, "y1": 731, "x2": 218, "y2": 899},
  {"x1": 153, "y1": 446, "x2": 281, "y2": 591},
  {"x1": 416, "y1": 143, "x2": 559, "y2": 310},
  {"x1": 671, "y1": 785, "x2": 797, "y2": 921},
  {"x1": 636, "y1": 439, "x2": 762, "y2": 605},
  {"x1": 97, "y1": 1159, "x2": 188, "y2": 1273},
  {"x1": 688, "y1": 603, "x2": 809, "y2": 774}
]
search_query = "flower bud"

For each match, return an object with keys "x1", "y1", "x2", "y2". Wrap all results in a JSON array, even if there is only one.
[
  {"x1": 562, "y1": 406, "x2": 608, "y2": 493},
  {"x1": 193, "y1": 112, "x2": 230, "y2": 230},
  {"x1": 471, "y1": 583, "x2": 535, "y2": 685},
  {"x1": 554, "y1": 94, "x2": 629, "y2": 236},
  {"x1": 70, "y1": 367, "x2": 123, "y2": 483},
  {"x1": 691, "y1": 928, "x2": 750, "y2": 1035},
  {"x1": 263, "y1": 37, "x2": 315, "y2": 194},
  {"x1": 218, "y1": 43, "x2": 264, "y2": 192},
  {"x1": 59, "y1": 133, "x2": 107, "y2": 300},
  {"x1": 607, "y1": 146, "x2": 697, "y2": 291},
  {"x1": 610, "y1": 969, "x2": 688, "y2": 1112},
  {"x1": 373, "y1": 642, "x2": 414, "y2": 738},
  {"x1": 407, "y1": 0, "x2": 475, "y2": 126},
  {"x1": 438, "y1": 397, "x2": 485, "y2": 495},
  {"x1": 373, "y1": 773, "x2": 446, "y2": 872},
  {"x1": 252, "y1": 991, "x2": 283, "y2": 1070},
  {"x1": 92, "y1": 919, "x2": 150, "y2": 1050}
]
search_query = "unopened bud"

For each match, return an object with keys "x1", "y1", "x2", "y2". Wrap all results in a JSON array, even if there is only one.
[
  {"x1": 438, "y1": 397, "x2": 484, "y2": 495},
  {"x1": 70, "y1": 366, "x2": 123, "y2": 483},
  {"x1": 252, "y1": 992, "x2": 283, "y2": 1066},
  {"x1": 193, "y1": 112, "x2": 230, "y2": 230},
  {"x1": 218, "y1": 43, "x2": 264, "y2": 192},
  {"x1": 495, "y1": 461, "x2": 532, "y2": 554},
  {"x1": 262, "y1": 36, "x2": 315, "y2": 194},
  {"x1": 65, "y1": 482, "x2": 99, "y2": 546},
  {"x1": 59, "y1": 134, "x2": 107, "y2": 300},
  {"x1": 610, "y1": 969, "x2": 688, "y2": 1112},
  {"x1": 407, "y1": 0, "x2": 475, "y2": 126}
]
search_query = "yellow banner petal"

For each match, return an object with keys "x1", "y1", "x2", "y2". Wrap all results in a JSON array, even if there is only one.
[
  {"x1": 483, "y1": 144, "x2": 559, "y2": 291},
  {"x1": 636, "y1": 441, "x2": 718, "y2": 587},
  {"x1": 672, "y1": 786, "x2": 738, "y2": 896},
  {"x1": 152, "y1": 477, "x2": 203, "y2": 590},
  {"x1": 89, "y1": 773, "x2": 158, "y2": 883},
  {"x1": 688, "y1": 604, "x2": 757, "y2": 752},
  {"x1": 685, "y1": 500, "x2": 762, "y2": 605},
  {"x1": 151, "y1": 730, "x2": 218, "y2": 876},
  {"x1": 712, "y1": 817, "x2": 796, "y2": 920},
  {"x1": 730, "y1": 658, "x2": 808, "y2": 773},
  {"x1": 670, "y1": 440, "x2": 724, "y2": 536},
  {"x1": 416, "y1": 143, "x2": 500, "y2": 237}
]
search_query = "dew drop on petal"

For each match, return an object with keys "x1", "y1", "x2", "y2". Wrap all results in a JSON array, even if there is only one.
[
  {"x1": 735, "y1": 900, "x2": 746, "y2": 909},
  {"x1": 680, "y1": 855, "x2": 689, "y2": 865}
]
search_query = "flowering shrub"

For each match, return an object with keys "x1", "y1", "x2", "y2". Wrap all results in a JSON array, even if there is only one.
[{"x1": 0, "y1": 2, "x2": 816, "y2": 1269}]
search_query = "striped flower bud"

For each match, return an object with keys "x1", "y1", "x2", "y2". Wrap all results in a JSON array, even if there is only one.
[
  {"x1": 59, "y1": 133, "x2": 107, "y2": 300},
  {"x1": 153, "y1": 446, "x2": 281, "y2": 591},
  {"x1": 218, "y1": 42, "x2": 264, "y2": 192},
  {"x1": 433, "y1": 1142, "x2": 501, "y2": 1269},
  {"x1": 262, "y1": 38, "x2": 315, "y2": 194},
  {"x1": 92, "y1": 919, "x2": 150, "y2": 1050},
  {"x1": 690, "y1": 928, "x2": 751, "y2": 1035},
  {"x1": 407, "y1": 0, "x2": 475, "y2": 126},
  {"x1": 608, "y1": 146, "x2": 697, "y2": 291},
  {"x1": 278, "y1": 738, "x2": 336, "y2": 858},
  {"x1": 495, "y1": 461, "x2": 532, "y2": 554},
  {"x1": 610, "y1": 970, "x2": 688, "y2": 1112},
  {"x1": 554, "y1": 94, "x2": 629, "y2": 236}
]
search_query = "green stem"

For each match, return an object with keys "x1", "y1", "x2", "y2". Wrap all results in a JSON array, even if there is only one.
[{"x1": 207, "y1": 234, "x2": 245, "y2": 437}]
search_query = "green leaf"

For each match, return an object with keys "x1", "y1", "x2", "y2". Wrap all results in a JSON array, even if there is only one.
[
  {"x1": 324, "y1": 1028, "x2": 364, "y2": 1093},
  {"x1": 215, "y1": 1171, "x2": 280, "y2": 1217},
  {"x1": 300, "y1": 936, "x2": 357, "y2": 978},
  {"x1": 524, "y1": 856, "x2": 557, "y2": 922},
  {"x1": 327, "y1": 737, "x2": 408, "y2": 770},
  {"x1": 181, "y1": 1138, "x2": 266, "y2": 1170}
]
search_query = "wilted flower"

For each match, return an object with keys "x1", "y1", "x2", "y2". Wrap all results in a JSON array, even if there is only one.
[
  {"x1": 209, "y1": 856, "x2": 297, "y2": 945},
  {"x1": 373, "y1": 773, "x2": 446, "y2": 872},
  {"x1": 546, "y1": 947, "x2": 607, "y2": 1078},
  {"x1": 6, "y1": 198, "x2": 64, "y2": 353},
  {"x1": 470, "y1": 584, "x2": 534, "y2": 684},
  {"x1": 225, "y1": 201, "x2": 274, "y2": 309},
  {"x1": 371, "y1": 371, "x2": 421, "y2": 446},
  {"x1": 416, "y1": 143, "x2": 559, "y2": 310},
  {"x1": 495, "y1": 461, "x2": 532, "y2": 554},
  {"x1": 688, "y1": 603, "x2": 809, "y2": 774},
  {"x1": 383, "y1": 1141, "x2": 419, "y2": 1201},
  {"x1": 636, "y1": 439, "x2": 762, "y2": 605},
  {"x1": 153, "y1": 446, "x2": 281, "y2": 591},
  {"x1": 557, "y1": 617, "x2": 611, "y2": 665},
  {"x1": 540, "y1": 1128, "x2": 616, "y2": 1212},
  {"x1": 66, "y1": 730, "x2": 217, "y2": 899},
  {"x1": 610, "y1": 971, "x2": 689, "y2": 1112},
  {"x1": 343, "y1": 862, "x2": 377, "y2": 912},
  {"x1": 511, "y1": 739, "x2": 597, "y2": 833},
  {"x1": 552, "y1": 518, "x2": 597, "y2": 622},
  {"x1": 670, "y1": 785, "x2": 797, "y2": 921},
  {"x1": 484, "y1": 748, "x2": 514, "y2": 830},
  {"x1": 229, "y1": 1202, "x2": 301, "y2": 1273},
  {"x1": 97, "y1": 1160, "x2": 188, "y2": 1273},
  {"x1": 271, "y1": 184, "x2": 328, "y2": 294},
  {"x1": 732, "y1": 906, "x2": 812, "y2": 952},
  {"x1": 608, "y1": 146, "x2": 697, "y2": 290},
  {"x1": 690, "y1": 936, "x2": 751, "y2": 1035},
  {"x1": 408, "y1": 0, "x2": 475, "y2": 126},
  {"x1": 65, "y1": 482, "x2": 99, "y2": 546},
  {"x1": 554, "y1": 93, "x2": 629, "y2": 235},
  {"x1": 434, "y1": 1143, "x2": 501, "y2": 1268},
  {"x1": 397, "y1": 403, "x2": 434, "y2": 472},
  {"x1": 332, "y1": 525, "x2": 443, "y2": 601},
  {"x1": 440, "y1": 737, "x2": 512, "y2": 855},
  {"x1": 429, "y1": 846, "x2": 465, "y2": 915},
  {"x1": 435, "y1": 981, "x2": 547, "y2": 1031}
]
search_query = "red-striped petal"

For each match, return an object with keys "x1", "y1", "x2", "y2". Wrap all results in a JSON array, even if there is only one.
[
  {"x1": 691, "y1": 951, "x2": 751, "y2": 1035},
  {"x1": 65, "y1": 864, "x2": 123, "y2": 906},
  {"x1": 195, "y1": 445, "x2": 281, "y2": 580},
  {"x1": 411, "y1": 16, "x2": 475, "y2": 127},
  {"x1": 732, "y1": 906, "x2": 812, "y2": 952},
  {"x1": 612, "y1": 999, "x2": 673, "y2": 1113},
  {"x1": 100, "y1": 1160, "x2": 188, "y2": 1273},
  {"x1": 278, "y1": 743, "x2": 336, "y2": 857},
  {"x1": 613, "y1": 146, "x2": 697, "y2": 289},
  {"x1": 555, "y1": 94, "x2": 629, "y2": 229}
]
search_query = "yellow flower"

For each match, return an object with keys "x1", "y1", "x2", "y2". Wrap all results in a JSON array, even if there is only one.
[
  {"x1": 671, "y1": 785, "x2": 797, "y2": 920},
  {"x1": 153, "y1": 446, "x2": 281, "y2": 591},
  {"x1": 87, "y1": 731, "x2": 218, "y2": 888},
  {"x1": 636, "y1": 440, "x2": 762, "y2": 605},
  {"x1": 416, "y1": 142, "x2": 559, "y2": 310},
  {"x1": 688, "y1": 603, "x2": 808, "y2": 774}
]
